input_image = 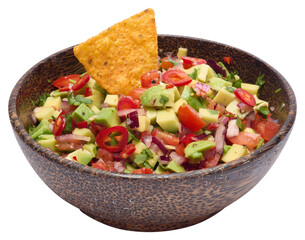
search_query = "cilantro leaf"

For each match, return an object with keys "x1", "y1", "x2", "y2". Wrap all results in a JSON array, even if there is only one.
[
  {"x1": 258, "y1": 106, "x2": 270, "y2": 119},
  {"x1": 255, "y1": 74, "x2": 265, "y2": 88},
  {"x1": 67, "y1": 93, "x2": 93, "y2": 106},
  {"x1": 188, "y1": 68, "x2": 198, "y2": 80},
  {"x1": 134, "y1": 148, "x2": 153, "y2": 165},
  {"x1": 159, "y1": 94, "x2": 169, "y2": 106},
  {"x1": 232, "y1": 79, "x2": 242, "y2": 88},
  {"x1": 63, "y1": 113, "x2": 73, "y2": 133}
]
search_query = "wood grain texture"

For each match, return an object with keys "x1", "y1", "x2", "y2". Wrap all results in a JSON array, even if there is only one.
[{"x1": 8, "y1": 35, "x2": 296, "y2": 231}]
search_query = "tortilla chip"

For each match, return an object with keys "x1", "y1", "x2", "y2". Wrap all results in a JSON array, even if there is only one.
[{"x1": 73, "y1": 8, "x2": 158, "y2": 95}]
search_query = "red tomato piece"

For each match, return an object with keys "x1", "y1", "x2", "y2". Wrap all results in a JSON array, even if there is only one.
[
  {"x1": 97, "y1": 148, "x2": 114, "y2": 162},
  {"x1": 160, "y1": 57, "x2": 174, "y2": 70},
  {"x1": 90, "y1": 121, "x2": 106, "y2": 136},
  {"x1": 117, "y1": 97, "x2": 138, "y2": 111},
  {"x1": 161, "y1": 70, "x2": 192, "y2": 86},
  {"x1": 96, "y1": 126, "x2": 129, "y2": 152},
  {"x1": 227, "y1": 132, "x2": 261, "y2": 149},
  {"x1": 223, "y1": 57, "x2": 232, "y2": 65},
  {"x1": 181, "y1": 56, "x2": 207, "y2": 68},
  {"x1": 141, "y1": 70, "x2": 160, "y2": 88},
  {"x1": 128, "y1": 88, "x2": 147, "y2": 101},
  {"x1": 77, "y1": 121, "x2": 88, "y2": 129},
  {"x1": 180, "y1": 134, "x2": 196, "y2": 146},
  {"x1": 175, "y1": 143, "x2": 186, "y2": 156},
  {"x1": 53, "y1": 112, "x2": 66, "y2": 136},
  {"x1": 202, "y1": 153, "x2": 221, "y2": 168},
  {"x1": 120, "y1": 144, "x2": 136, "y2": 159},
  {"x1": 52, "y1": 74, "x2": 80, "y2": 88},
  {"x1": 177, "y1": 104, "x2": 205, "y2": 132},
  {"x1": 206, "y1": 123, "x2": 219, "y2": 131},
  {"x1": 256, "y1": 120, "x2": 281, "y2": 142},
  {"x1": 59, "y1": 86, "x2": 71, "y2": 92},
  {"x1": 234, "y1": 88, "x2": 256, "y2": 107},
  {"x1": 84, "y1": 87, "x2": 92, "y2": 97},
  {"x1": 71, "y1": 74, "x2": 90, "y2": 91},
  {"x1": 152, "y1": 128, "x2": 179, "y2": 146},
  {"x1": 132, "y1": 167, "x2": 153, "y2": 174}
]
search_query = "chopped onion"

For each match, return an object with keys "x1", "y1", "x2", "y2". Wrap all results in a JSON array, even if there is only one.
[
  {"x1": 55, "y1": 134, "x2": 91, "y2": 143},
  {"x1": 195, "y1": 132, "x2": 209, "y2": 140},
  {"x1": 195, "y1": 82, "x2": 210, "y2": 93},
  {"x1": 206, "y1": 59, "x2": 227, "y2": 77},
  {"x1": 169, "y1": 152, "x2": 186, "y2": 165},
  {"x1": 101, "y1": 103, "x2": 110, "y2": 108},
  {"x1": 160, "y1": 155, "x2": 171, "y2": 165},
  {"x1": 118, "y1": 108, "x2": 137, "y2": 117},
  {"x1": 237, "y1": 102, "x2": 253, "y2": 112},
  {"x1": 127, "y1": 111, "x2": 139, "y2": 128},
  {"x1": 142, "y1": 134, "x2": 152, "y2": 147},
  {"x1": 152, "y1": 136, "x2": 168, "y2": 154},
  {"x1": 215, "y1": 124, "x2": 226, "y2": 154},
  {"x1": 218, "y1": 116, "x2": 229, "y2": 125},
  {"x1": 114, "y1": 161, "x2": 125, "y2": 173},
  {"x1": 55, "y1": 142, "x2": 84, "y2": 151},
  {"x1": 245, "y1": 111, "x2": 255, "y2": 128},
  {"x1": 226, "y1": 119, "x2": 239, "y2": 138}
]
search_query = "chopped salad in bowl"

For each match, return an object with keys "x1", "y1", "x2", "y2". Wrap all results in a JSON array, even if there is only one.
[{"x1": 28, "y1": 48, "x2": 281, "y2": 174}]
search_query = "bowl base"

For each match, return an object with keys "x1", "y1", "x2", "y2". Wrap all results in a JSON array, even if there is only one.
[{"x1": 80, "y1": 208, "x2": 222, "y2": 231}]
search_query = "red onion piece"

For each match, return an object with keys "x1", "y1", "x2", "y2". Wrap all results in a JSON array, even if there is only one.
[
  {"x1": 152, "y1": 136, "x2": 168, "y2": 154},
  {"x1": 206, "y1": 59, "x2": 227, "y2": 77},
  {"x1": 118, "y1": 109, "x2": 137, "y2": 117},
  {"x1": 142, "y1": 134, "x2": 152, "y2": 147},
  {"x1": 55, "y1": 142, "x2": 85, "y2": 151},
  {"x1": 215, "y1": 124, "x2": 226, "y2": 154},
  {"x1": 195, "y1": 132, "x2": 209, "y2": 140},
  {"x1": 114, "y1": 161, "x2": 125, "y2": 173},
  {"x1": 55, "y1": 134, "x2": 91, "y2": 143},
  {"x1": 195, "y1": 82, "x2": 210, "y2": 93},
  {"x1": 245, "y1": 111, "x2": 255, "y2": 128},
  {"x1": 237, "y1": 102, "x2": 253, "y2": 112},
  {"x1": 160, "y1": 155, "x2": 171, "y2": 165},
  {"x1": 218, "y1": 116, "x2": 229, "y2": 125},
  {"x1": 127, "y1": 111, "x2": 139, "y2": 128},
  {"x1": 226, "y1": 120, "x2": 239, "y2": 138},
  {"x1": 169, "y1": 152, "x2": 186, "y2": 165}
]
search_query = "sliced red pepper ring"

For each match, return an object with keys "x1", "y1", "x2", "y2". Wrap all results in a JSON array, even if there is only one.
[
  {"x1": 52, "y1": 74, "x2": 80, "y2": 88},
  {"x1": 71, "y1": 74, "x2": 90, "y2": 91},
  {"x1": 161, "y1": 69, "x2": 192, "y2": 86},
  {"x1": 96, "y1": 126, "x2": 129, "y2": 152},
  {"x1": 234, "y1": 88, "x2": 256, "y2": 107},
  {"x1": 53, "y1": 112, "x2": 66, "y2": 136}
]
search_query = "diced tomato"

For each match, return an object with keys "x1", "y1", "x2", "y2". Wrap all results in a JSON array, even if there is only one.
[
  {"x1": 256, "y1": 120, "x2": 281, "y2": 142},
  {"x1": 180, "y1": 134, "x2": 196, "y2": 146},
  {"x1": 181, "y1": 56, "x2": 207, "y2": 70},
  {"x1": 206, "y1": 98, "x2": 216, "y2": 110},
  {"x1": 90, "y1": 121, "x2": 106, "y2": 136},
  {"x1": 117, "y1": 97, "x2": 138, "y2": 111},
  {"x1": 52, "y1": 74, "x2": 80, "y2": 88},
  {"x1": 53, "y1": 112, "x2": 66, "y2": 136},
  {"x1": 77, "y1": 121, "x2": 88, "y2": 129},
  {"x1": 161, "y1": 69, "x2": 192, "y2": 86},
  {"x1": 202, "y1": 153, "x2": 220, "y2": 168},
  {"x1": 177, "y1": 104, "x2": 205, "y2": 132},
  {"x1": 175, "y1": 143, "x2": 186, "y2": 156},
  {"x1": 160, "y1": 57, "x2": 174, "y2": 70},
  {"x1": 234, "y1": 88, "x2": 256, "y2": 107},
  {"x1": 223, "y1": 57, "x2": 232, "y2": 65},
  {"x1": 84, "y1": 87, "x2": 92, "y2": 97},
  {"x1": 59, "y1": 86, "x2": 71, "y2": 92},
  {"x1": 206, "y1": 123, "x2": 219, "y2": 131},
  {"x1": 141, "y1": 70, "x2": 160, "y2": 88},
  {"x1": 97, "y1": 148, "x2": 114, "y2": 162},
  {"x1": 71, "y1": 74, "x2": 90, "y2": 91},
  {"x1": 128, "y1": 87, "x2": 147, "y2": 101},
  {"x1": 152, "y1": 128, "x2": 179, "y2": 146},
  {"x1": 96, "y1": 126, "x2": 129, "y2": 152},
  {"x1": 120, "y1": 144, "x2": 136, "y2": 159},
  {"x1": 132, "y1": 167, "x2": 153, "y2": 174},
  {"x1": 92, "y1": 160, "x2": 115, "y2": 171},
  {"x1": 227, "y1": 132, "x2": 261, "y2": 149}
]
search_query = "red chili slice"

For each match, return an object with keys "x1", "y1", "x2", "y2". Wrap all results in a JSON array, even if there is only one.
[
  {"x1": 52, "y1": 74, "x2": 80, "y2": 88},
  {"x1": 117, "y1": 97, "x2": 138, "y2": 111},
  {"x1": 234, "y1": 88, "x2": 256, "y2": 107},
  {"x1": 120, "y1": 143, "x2": 136, "y2": 159},
  {"x1": 53, "y1": 112, "x2": 66, "y2": 136},
  {"x1": 96, "y1": 126, "x2": 129, "y2": 152},
  {"x1": 161, "y1": 69, "x2": 192, "y2": 86},
  {"x1": 71, "y1": 74, "x2": 90, "y2": 91},
  {"x1": 77, "y1": 121, "x2": 88, "y2": 129},
  {"x1": 223, "y1": 57, "x2": 232, "y2": 64}
]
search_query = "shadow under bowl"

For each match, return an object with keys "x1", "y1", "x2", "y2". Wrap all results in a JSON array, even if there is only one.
[{"x1": 8, "y1": 35, "x2": 296, "y2": 231}]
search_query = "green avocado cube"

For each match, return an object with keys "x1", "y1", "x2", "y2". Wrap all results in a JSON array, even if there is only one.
[
  {"x1": 37, "y1": 134, "x2": 57, "y2": 152},
  {"x1": 213, "y1": 86, "x2": 236, "y2": 106},
  {"x1": 29, "y1": 118, "x2": 52, "y2": 140},
  {"x1": 144, "y1": 107, "x2": 157, "y2": 124},
  {"x1": 94, "y1": 107, "x2": 120, "y2": 127},
  {"x1": 221, "y1": 144, "x2": 248, "y2": 163},
  {"x1": 83, "y1": 143, "x2": 97, "y2": 158},
  {"x1": 72, "y1": 128, "x2": 95, "y2": 143},
  {"x1": 85, "y1": 91, "x2": 104, "y2": 110},
  {"x1": 156, "y1": 108, "x2": 180, "y2": 133},
  {"x1": 184, "y1": 140, "x2": 216, "y2": 163},
  {"x1": 67, "y1": 149, "x2": 93, "y2": 165},
  {"x1": 207, "y1": 77, "x2": 232, "y2": 91},
  {"x1": 71, "y1": 103, "x2": 95, "y2": 123},
  {"x1": 140, "y1": 85, "x2": 175, "y2": 108},
  {"x1": 199, "y1": 108, "x2": 219, "y2": 124},
  {"x1": 181, "y1": 86, "x2": 207, "y2": 111},
  {"x1": 166, "y1": 160, "x2": 185, "y2": 173}
]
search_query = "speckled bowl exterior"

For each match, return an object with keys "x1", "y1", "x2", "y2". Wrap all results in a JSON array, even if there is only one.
[{"x1": 9, "y1": 35, "x2": 296, "y2": 231}]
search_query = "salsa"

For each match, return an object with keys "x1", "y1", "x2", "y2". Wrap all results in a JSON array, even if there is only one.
[{"x1": 28, "y1": 48, "x2": 281, "y2": 174}]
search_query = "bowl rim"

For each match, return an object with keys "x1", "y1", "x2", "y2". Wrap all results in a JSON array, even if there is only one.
[{"x1": 8, "y1": 34, "x2": 297, "y2": 180}]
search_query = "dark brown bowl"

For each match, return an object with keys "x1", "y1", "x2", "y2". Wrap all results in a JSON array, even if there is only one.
[{"x1": 8, "y1": 35, "x2": 296, "y2": 231}]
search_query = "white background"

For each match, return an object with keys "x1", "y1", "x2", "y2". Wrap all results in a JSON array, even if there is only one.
[{"x1": 2, "y1": 0, "x2": 304, "y2": 239}]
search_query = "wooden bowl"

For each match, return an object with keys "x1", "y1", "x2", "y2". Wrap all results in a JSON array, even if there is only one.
[{"x1": 8, "y1": 35, "x2": 296, "y2": 231}]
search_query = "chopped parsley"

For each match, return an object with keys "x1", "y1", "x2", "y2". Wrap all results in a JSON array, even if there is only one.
[
  {"x1": 255, "y1": 74, "x2": 265, "y2": 89},
  {"x1": 258, "y1": 106, "x2": 270, "y2": 119},
  {"x1": 232, "y1": 79, "x2": 242, "y2": 88},
  {"x1": 236, "y1": 116, "x2": 245, "y2": 131},
  {"x1": 134, "y1": 148, "x2": 153, "y2": 165},
  {"x1": 226, "y1": 86, "x2": 234, "y2": 93},
  {"x1": 68, "y1": 93, "x2": 93, "y2": 106},
  {"x1": 256, "y1": 138, "x2": 265, "y2": 149},
  {"x1": 275, "y1": 88, "x2": 281, "y2": 93},
  {"x1": 159, "y1": 94, "x2": 169, "y2": 106}
]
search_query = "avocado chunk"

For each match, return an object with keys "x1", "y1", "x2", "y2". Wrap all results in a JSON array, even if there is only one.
[
  {"x1": 156, "y1": 108, "x2": 180, "y2": 133},
  {"x1": 137, "y1": 116, "x2": 150, "y2": 132},
  {"x1": 184, "y1": 64, "x2": 214, "y2": 82},
  {"x1": 213, "y1": 86, "x2": 236, "y2": 106},
  {"x1": 199, "y1": 109, "x2": 219, "y2": 124},
  {"x1": 166, "y1": 160, "x2": 185, "y2": 173},
  {"x1": 37, "y1": 134, "x2": 57, "y2": 152},
  {"x1": 207, "y1": 77, "x2": 232, "y2": 91},
  {"x1": 144, "y1": 107, "x2": 157, "y2": 124},
  {"x1": 221, "y1": 144, "x2": 248, "y2": 163},
  {"x1": 29, "y1": 118, "x2": 52, "y2": 140},
  {"x1": 34, "y1": 106, "x2": 55, "y2": 121},
  {"x1": 104, "y1": 94, "x2": 119, "y2": 107},
  {"x1": 181, "y1": 85, "x2": 207, "y2": 111},
  {"x1": 51, "y1": 89, "x2": 69, "y2": 98},
  {"x1": 177, "y1": 47, "x2": 187, "y2": 59},
  {"x1": 71, "y1": 103, "x2": 95, "y2": 123},
  {"x1": 85, "y1": 91, "x2": 104, "y2": 110},
  {"x1": 140, "y1": 85, "x2": 175, "y2": 108},
  {"x1": 67, "y1": 149, "x2": 93, "y2": 165},
  {"x1": 184, "y1": 140, "x2": 216, "y2": 163},
  {"x1": 83, "y1": 143, "x2": 97, "y2": 158},
  {"x1": 72, "y1": 128, "x2": 95, "y2": 143},
  {"x1": 94, "y1": 107, "x2": 120, "y2": 127},
  {"x1": 43, "y1": 96, "x2": 61, "y2": 110}
]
